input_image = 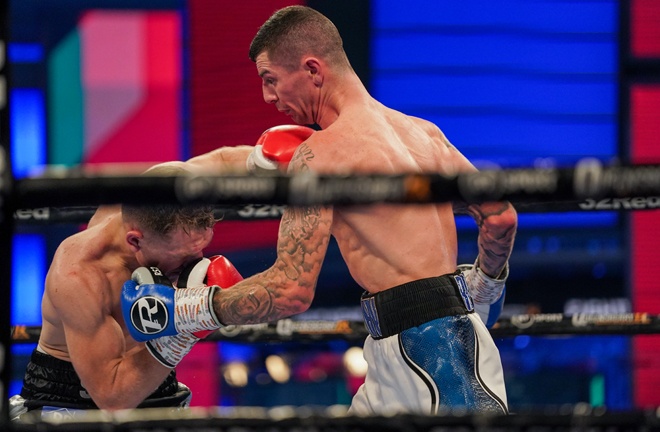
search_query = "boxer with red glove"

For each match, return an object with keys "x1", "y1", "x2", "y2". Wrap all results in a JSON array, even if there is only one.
[
  {"x1": 246, "y1": 124, "x2": 315, "y2": 174},
  {"x1": 121, "y1": 256, "x2": 244, "y2": 346}
]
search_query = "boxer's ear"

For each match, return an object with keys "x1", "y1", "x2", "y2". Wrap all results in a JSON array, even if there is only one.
[
  {"x1": 304, "y1": 57, "x2": 323, "y2": 87},
  {"x1": 126, "y1": 230, "x2": 143, "y2": 252}
]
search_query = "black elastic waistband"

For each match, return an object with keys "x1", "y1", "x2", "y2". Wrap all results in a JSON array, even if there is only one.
[{"x1": 360, "y1": 271, "x2": 474, "y2": 339}]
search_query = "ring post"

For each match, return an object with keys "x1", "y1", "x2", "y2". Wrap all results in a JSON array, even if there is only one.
[{"x1": 0, "y1": 0, "x2": 13, "y2": 424}]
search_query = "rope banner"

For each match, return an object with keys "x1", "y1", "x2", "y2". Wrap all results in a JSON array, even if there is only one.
[
  {"x1": 11, "y1": 313, "x2": 660, "y2": 344},
  {"x1": 12, "y1": 198, "x2": 660, "y2": 225},
  {"x1": 14, "y1": 160, "x2": 660, "y2": 209},
  {"x1": 12, "y1": 205, "x2": 289, "y2": 225}
]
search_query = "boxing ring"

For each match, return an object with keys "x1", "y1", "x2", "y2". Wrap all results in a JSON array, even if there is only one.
[{"x1": 4, "y1": 159, "x2": 660, "y2": 430}]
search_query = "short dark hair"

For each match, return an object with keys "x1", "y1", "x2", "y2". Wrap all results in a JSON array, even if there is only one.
[
  {"x1": 121, "y1": 165, "x2": 216, "y2": 236},
  {"x1": 249, "y1": 5, "x2": 349, "y2": 71}
]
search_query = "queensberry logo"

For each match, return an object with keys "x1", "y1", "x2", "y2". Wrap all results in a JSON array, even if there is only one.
[
  {"x1": 130, "y1": 297, "x2": 168, "y2": 334},
  {"x1": 454, "y1": 274, "x2": 474, "y2": 312}
]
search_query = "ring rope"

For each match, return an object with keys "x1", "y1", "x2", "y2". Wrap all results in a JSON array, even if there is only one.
[
  {"x1": 10, "y1": 312, "x2": 659, "y2": 344},
  {"x1": 13, "y1": 160, "x2": 660, "y2": 208},
  {"x1": 13, "y1": 196, "x2": 660, "y2": 225},
  {"x1": 8, "y1": 404, "x2": 660, "y2": 431}
]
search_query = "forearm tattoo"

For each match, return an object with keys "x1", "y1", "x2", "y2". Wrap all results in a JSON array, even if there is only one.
[
  {"x1": 213, "y1": 143, "x2": 331, "y2": 324},
  {"x1": 467, "y1": 202, "x2": 516, "y2": 277}
]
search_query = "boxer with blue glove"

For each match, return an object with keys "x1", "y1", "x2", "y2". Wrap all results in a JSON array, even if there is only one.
[
  {"x1": 10, "y1": 166, "x2": 218, "y2": 418},
  {"x1": 122, "y1": 126, "x2": 311, "y2": 342}
]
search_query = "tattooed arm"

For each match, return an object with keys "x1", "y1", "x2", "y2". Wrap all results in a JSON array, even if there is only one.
[
  {"x1": 446, "y1": 140, "x2": 518, "y2": 277},
  {"x1": 212, "y1": 143, "x2": 333, "y2": 325},
  {"x1": 453, "y1": 201, "x2": 517, "y2": 278}
]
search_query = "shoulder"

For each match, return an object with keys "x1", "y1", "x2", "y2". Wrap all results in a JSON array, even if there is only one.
[
  {"x1": 287, "y1": 131, "x2": 325, "y2": 172},
  {"x1": 46, "y1": 253, "x2": 111, "y2": 328},
  {"x1": 407, "y1": 115, "x2": 451, "y2": 145},
  {"x1": 87, "y1": 206, "x2": 121, "y2": 228},
  {"x1": 48, "y1": 235, "x2": 109, "y2": 300}
]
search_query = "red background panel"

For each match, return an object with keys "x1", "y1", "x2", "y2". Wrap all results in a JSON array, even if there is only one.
[
  {"x1": 188, "y1": 0, "x2": 303, "y2": 254},
  {"x1": 629, "y1": 85, "x2": 660, "y2": 408},
  {"x1": 86, "y1": 12, "x2": 183, "y2": 164},
  {"x1": 631, "y1": 0, "x2": 660, "y2": 58},
  {"x1": 188, "y1": 0, "x2": 301, "y2": 154},
  {"x1": 180, "y1": 1, "x2": 304, "y2": 407}
]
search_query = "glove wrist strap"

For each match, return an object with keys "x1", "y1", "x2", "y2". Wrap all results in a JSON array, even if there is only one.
[
  {"x1": 469, "y1": 259, "x2": 508, "y2": 304},
  {"x1": 147, "y1": 333, "x2": 199, "y2": 368},
  {"x1": 173, "y1": 286, "x2": 221, "y2": 333}
]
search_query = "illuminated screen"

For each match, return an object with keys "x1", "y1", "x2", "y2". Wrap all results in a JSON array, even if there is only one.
[{"x1": 370, "y1": 0, "x2": 619, "y2": 229}]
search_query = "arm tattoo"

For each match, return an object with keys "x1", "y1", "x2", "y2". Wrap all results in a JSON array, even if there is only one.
[
  {"x1": 213, "y1": 144, "x2": 332, "y2": 324},
  {"x1": 289, "y1": 143, "x2": 314, "y2": 171},
  {"x1": 452, "y1": 201, "x2": 469, "y2": 215},
  {"x1": 467, "y1": 202, "x2": 516, "y2": 277}
]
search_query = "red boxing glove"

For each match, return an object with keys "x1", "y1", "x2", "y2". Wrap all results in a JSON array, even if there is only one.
[
  {"x1": 177, "y1": 255, "x2": 243, "y2": 289},
  {"x1": 246, "y1": 124, "x2": 315, "y2": 173},
  {"x1": 176, "y1": 255, "x2": 243, "y2": 338},
  {"x1": 206, "y1": 255, "x2": 244, "y2": 289}
]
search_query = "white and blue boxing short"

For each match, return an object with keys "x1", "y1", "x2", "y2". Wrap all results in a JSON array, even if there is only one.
[{"x1": 351, "y1": 271, "x2": 508, "y2": 416}]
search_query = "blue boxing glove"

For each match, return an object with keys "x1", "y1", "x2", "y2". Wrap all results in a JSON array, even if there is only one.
[
  {"x1": 458, "y1": 259, "x2": 508, "y2": 328},
  {"x1": 122, "y1": 267, "x2": 177, "y2": 341},
  {"x1": 122, "y1": 266, "x2": 221, "y2": 343},
  {"x1": 119, "y1": 266, "x2": 199, "y2": 368}
]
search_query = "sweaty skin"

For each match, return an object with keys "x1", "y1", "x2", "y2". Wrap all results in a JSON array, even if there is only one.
[
  {"x1": 39, "y1": 205, "x2": 214, "y2": 410},
  {"x1": 208, "y1": 49, "x2": 517, "y2": 325}
]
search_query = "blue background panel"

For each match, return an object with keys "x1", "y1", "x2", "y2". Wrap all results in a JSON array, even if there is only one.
[
  {"x1": 10, "y1": 88, "x2": 46, "y2": 178},
  {"x1": 372, "y1": 0, "x2": 617, "y2": 33},
  {"x1": 12, "y1": 234, "x2": 47, "y2": 326},
  {"x1": 371, "y1": 0, "x2": 618, "y2": 167}
]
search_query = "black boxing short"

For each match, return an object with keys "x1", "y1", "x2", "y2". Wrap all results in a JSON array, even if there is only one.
[{"x1": 12, "y1": 348, "x2": 191, "y2": 418}]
